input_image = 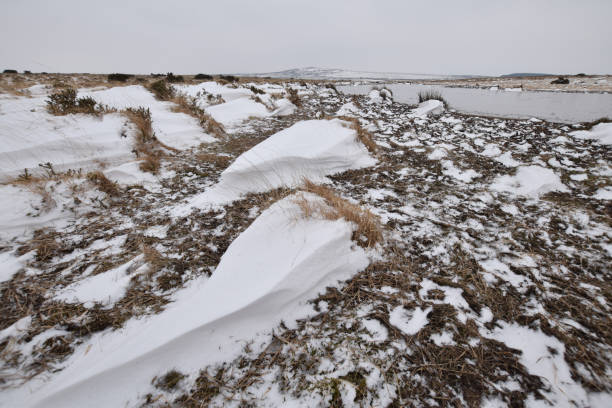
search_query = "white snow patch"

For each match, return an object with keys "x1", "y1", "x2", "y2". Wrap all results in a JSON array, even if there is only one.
[
  {"x1": 389, "y1": 306, "x2": 431, "y2": 336},
  {"x1": 490, "y1": 166, "x2": 568, "y2": 197},
  {"x1": 54, "y1": 256, "x2": 146, "y2": 307},
  {"x1": 495, "y1": 152, "x2": 521, "y2": 167},
  {"x1": 441, "y1": 160, "x2": 481, "y2": 182},
  {"x1": 570, "y1": 122, "x2": 612, "y2": 146},
  {"x1": 410, "y1": 100, "x2": 444, "y2": 118}
]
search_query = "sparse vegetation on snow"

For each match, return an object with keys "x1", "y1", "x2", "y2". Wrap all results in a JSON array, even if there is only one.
[{"x1": 0, "y1": 73, "x2": 610, "y2": 408}]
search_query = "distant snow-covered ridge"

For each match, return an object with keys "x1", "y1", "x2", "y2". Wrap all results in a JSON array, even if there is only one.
[{"x1": 241, "y1": 66, "x2": 473, "y2": 81}]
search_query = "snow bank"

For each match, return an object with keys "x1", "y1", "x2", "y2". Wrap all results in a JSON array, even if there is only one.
[
  {"x1": 0, "y1": 183, "x2": 83, "y2": 241},
  {"x1": 5, "y1": 192, "x2": 370, "y2": 408},
  {"x1": 410, "y1": 100, "x2": 445, "y2": 118},
  {"x1": 367, "y1": 88, "x2": 392, "y2": 104},
  {"x1": 570, "y1": 122, "x2": 612, "y2": 146},
  {"x1": 175, "y1": 82, "x2": 295, "y2": 128},
  {"x1": 174, "y1": 119, "x2": 376, "y2": 213},
  {"x1": 204, "y1": 97, "x2": 270, "y2": 126},
  {"x1": 79, "y1": 85, "x2": 215, "y2": 149},
  {"x1": 490, "y1": 165, "x2": 568, "y2": 197},
  {"x1": 0, "y1": 95, "x2": 132, "y2": 182},
  {"x1": 174, "y1": 81, "x2": 253, "y2": 103}
]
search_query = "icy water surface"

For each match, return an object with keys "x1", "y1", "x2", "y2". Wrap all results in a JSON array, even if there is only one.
[{"x1": 339, "y1": 83, "x2": 612, "y2": 123}]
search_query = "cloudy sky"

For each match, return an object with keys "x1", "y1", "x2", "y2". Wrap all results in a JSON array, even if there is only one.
[{"x1": 1, "y1": 0, "x2": 611, "y2": 76}]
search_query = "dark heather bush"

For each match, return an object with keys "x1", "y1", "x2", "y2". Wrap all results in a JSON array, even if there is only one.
[
  {"x1": 219, "y1": 75, "x2": 238, "y2": 82},
  {"x1": 107, "y1": 73, "x2": 133, "y2": 82},
  {"x1": 46, "y1": 88, "x2": 101, "y2": 115},
  {"x1": 149, "y1": 80, "x2": 174, "y2": 100},
  {"x1": 249, "y1": 85, "x2": 265, "y2": 95},
  {"x1": 3, "y1": 69, "x2": 18, "y2": 74},
  {"x1": 165, "y1": 72, "x2": 184, "y2": 83},
  {"x1": 194, "y1": 73, "x2": 213, "y2": 80}
]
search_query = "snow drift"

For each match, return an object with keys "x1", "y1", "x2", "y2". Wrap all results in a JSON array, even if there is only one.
[
  {"x1": 410, "y1": 100, "x2": 445, "y2": 118},
  {"x1": 4, "y1": 192, "x2": 370, "y2": 408},
  {"x1": 79, "y1": 85, "x2": 216, "y2": 149},
  {"x1": 570, "y1": 122, "x2": 612, "y2": 146},
  {"x1": 0, "y1": 94, "x2": 132, "y2": 182},
  {"x1": 174, "y1": 118, "x2": 376, "y2": 214}
]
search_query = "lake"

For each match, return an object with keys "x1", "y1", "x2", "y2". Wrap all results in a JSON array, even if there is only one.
[{"x1": 338, "y1": 83, "x2": 612, "y2": 123}]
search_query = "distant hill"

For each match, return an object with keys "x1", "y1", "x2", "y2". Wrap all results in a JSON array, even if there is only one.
[
  {"x1": 241, "y1": 67, "x2": 476, "y2": 81},
  {"x1": 500, "y1": 73, "x2": 554, "y2": 78}
]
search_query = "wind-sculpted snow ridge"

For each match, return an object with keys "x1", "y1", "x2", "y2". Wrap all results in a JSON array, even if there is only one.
[
  {"x1": 1, "y1": 192, "x2": 370, "y2": 408},
  {"x1": 174, "y1": 81, "x2": 297, "y2": 129},
  {"x1": 79, "y1": 85, "x2": 216, "y2": 149},
  {"x1": 173, "y1": 118, "x2": 376, "y2": 215},
  {"x1": 0, "y1": 94, "x2": 131, "y2": 182}
]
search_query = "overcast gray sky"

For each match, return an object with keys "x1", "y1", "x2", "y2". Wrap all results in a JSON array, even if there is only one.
[{"x1": 1, "y1": 0, "x2": 611, "y2": 76}]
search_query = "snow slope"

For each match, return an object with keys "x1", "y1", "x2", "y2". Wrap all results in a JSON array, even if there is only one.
[
  {"x1": 570, "y1": 122, "x2": 612, "y2": 146},
  {"x1": 0, "y1": 94, "x2": 132, "y2": 182},
  {"x1": 3, "y1": 192, "x2": 370, "y2": 408},
  {"x1": 79, "y1": 85, "x2": 216, "y2": 149},
  {"x1": 174, "y1": 119, "x2": 376, "y2": 213}
]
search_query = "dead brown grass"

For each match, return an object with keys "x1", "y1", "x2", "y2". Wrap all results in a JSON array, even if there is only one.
[
  {"x1": 122, "y1": 107, "x2": 170, "y2": 174},
  {"x1": 331, "y1": 116, "x2": 377, "y2": 154},
  {"x1": 86, "y1": 171, "x2": 120, "y2": 197},
  {"x1": 298, "y1": 180, "x2": 382, "y2": 248},
  {"x1": 172, "y1": 93, "x2": 226, "y2": 138}
]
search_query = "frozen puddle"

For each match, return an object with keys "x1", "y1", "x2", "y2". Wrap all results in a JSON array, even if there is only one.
[
  {"x1": 173, "y1": 118, "x2": 376, "y2": 214},
  {"x1": 4, "y1": 192, "x2": 370, "y2": 408}
]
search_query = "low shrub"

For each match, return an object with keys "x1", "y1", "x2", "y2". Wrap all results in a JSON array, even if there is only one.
[
  {"x1": 418, "y1": 89, "x2": 447, "y2": 106},
  {"x1": 46, "y1": 88, "x2": 102, "y2": 115},
  {"x1": 218, "y1": 74, "x2": 238, "y2": 82},
  {"x1": 148, "y1": 79, "x2": 174, "y2": 100},
  {"x1": 194, "y1": 73, "x2": 213, "y2": 80},
  {"x1": 3, "y1": 69, "x2": 17, "y2": 74},
  {"x1": 249, "y1": 85, "x2": 265, "y2": 95},
  {"x1": 165, "y1": 72, "x2": 184, "y2": 83},
  {"x1": 107, "y1": 73, "x2": 133, "y2": 82},
  {"x1": 551, "y1": 76, "x2": 569, "y2": 85}
]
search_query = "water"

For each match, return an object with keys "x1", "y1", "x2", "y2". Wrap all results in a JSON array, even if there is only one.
[{"x1": 338, "y1": 83, "x2": 612, "y2": 123}]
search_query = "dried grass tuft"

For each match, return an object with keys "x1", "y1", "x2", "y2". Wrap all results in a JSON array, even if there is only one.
[
  {"x1": 172, "y1": 93, "x2": 226, "y2": 138},
  {"x1": 86, "y1": 171, "x2": 119, "y2": 197},
  {"x1": 335, "y1": 116, "x2": 377, "y2": 154},
  {"x1": 298, "y1": 180, "x2": 382, "y2": 247}
]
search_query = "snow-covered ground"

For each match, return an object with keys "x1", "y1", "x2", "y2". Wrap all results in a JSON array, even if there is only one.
[{"x1": 0, "y1": 76, "x2": 610, "y2": 407}]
